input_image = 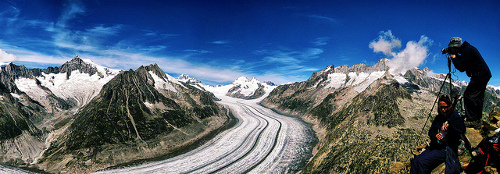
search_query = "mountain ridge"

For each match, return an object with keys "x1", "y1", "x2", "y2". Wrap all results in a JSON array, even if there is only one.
[
  {"x1": 0, "y1": 56, "x2": 229, "y2": 173},
  {"x1": 261, "y1": 59, "x2": 500, "y2": 173}
]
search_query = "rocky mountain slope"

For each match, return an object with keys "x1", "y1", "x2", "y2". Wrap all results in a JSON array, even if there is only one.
[
  {"x1": 260, "y1": 59, "x2": 500, "y2": 173},
  {"x1": 0, "y1": 77, "x2": 45, "y2": 167},
  {"x1": 0, "y1": 57, "x2": 228, "y2": 173}
]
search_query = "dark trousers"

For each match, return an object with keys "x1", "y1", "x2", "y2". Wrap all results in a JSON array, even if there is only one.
[
  {"x1": 411, "y1": 147, "x2": 460, "y2": 174},
  {"x1": 463, "y1": 77, "x2": 489, "y2": 122}
]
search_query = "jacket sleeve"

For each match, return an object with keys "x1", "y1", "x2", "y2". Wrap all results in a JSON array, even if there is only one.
[
  {"x1": 448, "y1": 113, "x2": 466, "y2": 134},
  {"x1": 428, "y1": 118, "x2": 440, "y2": 142},
  {"x1": 451, "y1": 52, "x2": 469, "y2": 73}
]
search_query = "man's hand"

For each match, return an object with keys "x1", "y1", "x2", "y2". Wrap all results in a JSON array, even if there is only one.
[
  {"x1": 450, "y1": 54, "x2": 456, "y2": 59},
  {"x1": 441, "y1": 121, "x2": 449, "y2": 131},
  {"x1": 436, "y1": 132, "x2": 444, "y2": 140}
]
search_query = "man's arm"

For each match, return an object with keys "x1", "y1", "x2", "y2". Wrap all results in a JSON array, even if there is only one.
[
  {"x1": 448, "y1": 113, "x2": 466, "y2": 134},
  {"x1": 451, "y1": 53, "x2": 468, "y2": 72}
]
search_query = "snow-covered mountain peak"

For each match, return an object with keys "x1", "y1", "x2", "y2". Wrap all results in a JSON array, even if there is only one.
[
  {"x1": 199, "y1": 76, "x2": 276, "y2": 100},
  {"x1": 319, "y1": 59, "x2": 392, "y2": 93},
  {"x1": 81, "y1": 57, "x2": 121, "y2": 76},
  {"x1": 231, "y1": 76, "x2": 262, "y2": 85},
  {"x1": 54, "y1": 56, "x2": 121, "y2": 79},
  {"x1": 232, "y1": 76, "x2": 250, "y2": 84},
  {"x1": 178, "y1": 74, "x2": 191, "y2": 80},
  {"x1": 178, "y1": 74, "x2": 201, "y2": 84},
  {"x1": 14, "y1": 56, "x2": 121, "y2": 107}
]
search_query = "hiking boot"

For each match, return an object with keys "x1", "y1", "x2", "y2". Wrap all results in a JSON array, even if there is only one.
[{"x1": 464, "y1": 120, "x2": 481, "y2": 129}]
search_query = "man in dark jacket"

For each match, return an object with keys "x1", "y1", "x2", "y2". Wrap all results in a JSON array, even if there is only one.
[
  {"x1": 447, "y1": 37, "x2": 492, "y2": 128},
  {"x1": 411, "y1": 95, "x2": 466, "y2": 174}
]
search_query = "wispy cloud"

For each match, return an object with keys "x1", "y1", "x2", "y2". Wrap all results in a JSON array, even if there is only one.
[
  {"x1": 87, "y1": 25, "x2": 122, "y2": 35},
  {"x1": 252, "y1": 46, "x2": 324, "y2": 83},
  {"x1": 144, "y1": 31, "x2": 180, "y2": 38},
  {"x1": 302, "y1": 48, "x2": 324, "y2": 58},
  {"x1": 211, "y1": 40, "x2": 229, "y2": 45},
  {"x1": 184, "y1": 50, "x2": 211, "y2": 54},
  {"x1": 306, "y1": 14, "x2": 339, "y2": 24},
  {"x1": 313, "y1": 37, "x2": 330, "y2": 46},
  {"x1": 56, "y1": 1, "x2": 85, "y2": 28},
  {"x1": 0, "y1": 4, "x2": 20, "y2": 25}
]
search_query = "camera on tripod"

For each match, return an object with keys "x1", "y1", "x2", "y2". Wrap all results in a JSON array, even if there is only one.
[{"x1": 442, "y1": 48, "x2": 451, "y2": 54}]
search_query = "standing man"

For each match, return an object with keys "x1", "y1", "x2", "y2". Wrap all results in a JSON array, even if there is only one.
[
  {"x1": 411, "y1": 95, "x2": 466, "y2": 174},
  {"x1": 446, "y1": 37, "x2": 492, "y2": 128}
]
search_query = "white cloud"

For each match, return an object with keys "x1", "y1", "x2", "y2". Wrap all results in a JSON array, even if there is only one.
[
  {"x1": 369, "y1": 30, "x2": 402, "y2": 55},
  {"x1": 370, "y1": 31, "x2": 432, "y2": 75},
  {"x1": 0, "y1": 49, "x2": 17, "y2": 63},
  {"x1": 1, "y1": 45, "x2": 67, "y2": 65}
]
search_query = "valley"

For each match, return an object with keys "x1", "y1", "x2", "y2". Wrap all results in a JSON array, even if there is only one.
[{"x1": 94, "y1": 94, "x2": 316, "y2": 173}]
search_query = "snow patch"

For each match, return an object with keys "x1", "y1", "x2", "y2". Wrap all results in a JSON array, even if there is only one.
[
  {"x1": 149, "y1": 71, "x2": 178, "y2": 92},
  {"x1": 324, "y1": 66, "x2": 331, "y2": 72},
  {"x1": 230, "y1": 77, "x2": 262, "y2": 96},
  {"x1": 353, "y1": 71, "x2": 386, "y2": 93},
  {"x1": 393, "y1": 75, "x2": 408, "y2": 84},
  {"x1": 13, "y1": 59, "x2": 121, "y2": 107},
  {"x1": 10, "y1": 93, "x2": 21, "y2": 100},
  {"x1": 165, "y1": 73, "x2": 187, "y2": 89},
  {"x1": 345, "y1": 72, "x2": 370, "y2": 86},
  {"x1": 15, "y1": 78, "x2": 49, "y2": 100},
  {"x1": 144, "y1": 101, "x2": 154, "y2": 109},
  {"x1": 203, "y1": 85, "x2": 228, "y2": 95},
  {"x1": 202, "y1": 76, "x2": 276, "y2": 100},
  {"x1": 82, "y1": 59, "x2": 121, "y2": 75},
  {"x1": 490, "y1": 85, "x2": 500, "y2": 91},
  {"x1": 324, "y1": 73, "x2": 347, "y2": 89},
  {"x1": 36, "y1": 70, "x2": 116, "y2": 107}
]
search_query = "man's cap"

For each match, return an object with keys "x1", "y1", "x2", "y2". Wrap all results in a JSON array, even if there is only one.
[{"x1": 448, "y1": 37, "x2": 462, "y2": 48}]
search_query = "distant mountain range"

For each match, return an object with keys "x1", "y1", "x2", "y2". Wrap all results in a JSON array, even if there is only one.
[
  {"x1": 0, "y1": 56, "x2": 499, "y2": 173},
  {"x1": 194, "y1": 76, "x2": 277, "y2": 100}
]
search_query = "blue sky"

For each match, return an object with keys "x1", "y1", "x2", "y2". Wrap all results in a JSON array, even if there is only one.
[{"x1": 0, "y1": 1, "x2": 499, "y2": 86}]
